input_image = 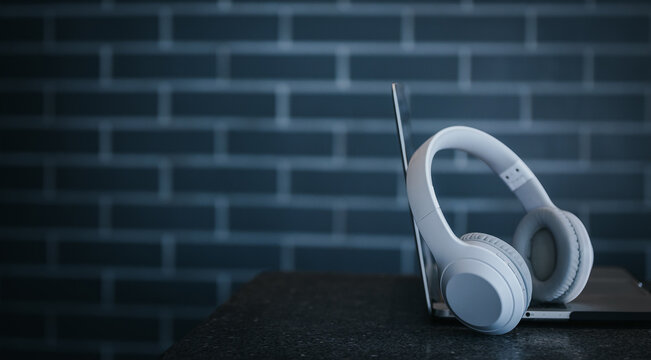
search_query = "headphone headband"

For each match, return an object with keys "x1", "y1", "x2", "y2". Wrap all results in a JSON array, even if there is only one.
[{"x1": 406, "y1": 126, "x2": 554, "y2": 264}]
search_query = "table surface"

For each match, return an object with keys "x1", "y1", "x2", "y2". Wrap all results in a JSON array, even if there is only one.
[{"x1": 162, "y1": 272, "x2": 651, "y2": 359}]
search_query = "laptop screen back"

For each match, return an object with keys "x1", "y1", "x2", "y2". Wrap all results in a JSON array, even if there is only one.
[{"x1": 391, "y1": 83, "x2": 436, "y2": 313}]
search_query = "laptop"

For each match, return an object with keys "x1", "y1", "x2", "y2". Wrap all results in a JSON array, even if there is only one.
[{"x1": 391, "y1": 82, "x2": 651, "y2": 322}]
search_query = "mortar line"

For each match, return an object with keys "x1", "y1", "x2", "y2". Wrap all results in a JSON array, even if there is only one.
[
  {"x1": 158, "y1": 7, "x2": 173, "y2": 49},
  {"x1": 458, "y1": 47, "x2": 471, "y2": 90},
  {"x1": 401, "y1": 8, "x2": 415, "y2": 50},
  {"x1": 99, "y1": 196, "x2": 112, "y2": 237},
  {"x1": 275, "y1": 83, "x2": 290, "y2": 126},
  {"x1": 276, "y1": 160, "x2": 292, "y2": 203},
  {"x1": 101, "y1": 269, "x2": 115, "y2": 309},
  {"x1": 336, "y1": 46, "x2": 350, "y2": 89},
  {"x1": 158, "y1": 159, "x2": 172, "y2": 200},
  {"x1": 217, "y1": 46, "x2": 231, "y2": 80},
  {"x1": 582, "y1": 47, "x2": 594, "y2": 90},
  {"x1": 215, "y1": 197, "x2": 229, "y2": 239},
  {"x1": 280, "y1": 242, "x2": 295, "y2": 271},
  {"x1": 99, "y1": 45, "x2": 113, "y2": 88},
  {"x1": 519, "y1": 86, "x2": 532, "y2": 128},
  {"x1": 525, "y1": 9, "x2": 537, "y2": 51},
  {"x1": 400, "y1": 240, "x2": 415, "y2": 275},
  {"x1": 43, "y1": 159, "x2": 56, "y2": 199},
  {"x1": 217, "y1": 272, "x2": 232, "y2": 304},
  {"x1": 161, "y1": 233, "x2": 176, "y2": 274},
  {"x1": 278, "y1": 8, "x2": 293, "y2": 49},
  {"x1": 99, "y1": 121, "x2": 112, "y2": 163}
]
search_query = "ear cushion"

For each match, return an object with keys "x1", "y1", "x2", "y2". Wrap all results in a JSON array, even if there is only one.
[
  {"x1": 512, "y1": 207, "x2": 587, "y2": 303},
  {"x1": 460, "y1": 232, "x2": 532, "y2": 305},
  {"x1": 555, "y1": 211, "x2": 593, "y2": 303}
]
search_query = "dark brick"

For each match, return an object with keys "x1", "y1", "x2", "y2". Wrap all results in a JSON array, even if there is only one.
[
  {"x1": 173, "y1": 167, "x2": 276, "y2": 194},
  {"x1": 0, "y1": 18, "x2": 43, "y2": 43},
  {"x1": 228, "y1": 130, "x2": 333, "y2": 156},
  {"x1": 596, "y1": 0, "x2": 650, "y2": 2},
  {"x1": 411, "y1": 94, "x2": 520, "y2": 119},
  {"x1": 2, "y1": 0, "x2": 99, "y2": 3},
  {"x1": 538, "y1": 16, "x2": 649, "y2": 44},
  {"x1": 113, "y1": 130, "x2": 213, "y2": 155},
  {"x1": 58, "y1": 314, "x2": 158, "y2": 342},
  {"x1": 230, "y1": 206, "x2": 332, "y2": 233},
  {"x1": 350, "y1": 55, "x2": 457, "y2": 81},
  {"x1": 0, "y1": 238, "x2": 46, "y2": 265},
  {"x1": 432, "y1": 171, "x2": 640, "y2": 200},
  {"x1": 0, "y1": 349, "x2": 99, "y2": 360},
  {"x1": 172, "y1": 92, "x2": 275, "y2": 117},
  {"x1": 354, "y1": 0, "x2": 452, "y2": 2},
  {"x1": 433, "y1": 172, "x2": 517, "y2": 199},
  {"x1": 236, "y1": 0, "x2": 334, "y2": 2},
  {"x1": 112, "y1": 204, "x2": 215, "y2": 231},
  {"x1": 291, "y1": 93, "x2": 392, "y2": 119},
  {"x1": 591, "y1": 134, "x2": 651, "y2": 161},
  {"x1": 0, "y1": 54, "x2": 99, "y2": 79},
  {"x1": 59, "y1": 241, "x2": 161, "y2": 267},
  {"x1": 295, "y1": 247, "x2": 401, "y2": 274},
  {"x1": 292, "y1": 170, "x2": 397, "y2": 197},
  {"x1": 173, "y1": 317, "x2": 203, "y2": 341},
  {"x1": 117, "y1": 0, "x2": 211, "y2": 2},
  {"x1": 113, "y1": 352, "x2": 159, "y2": 360},
  {"x1": 0, "y1": 92, "x2": 43, "y2": 115},
  {"x1": 0, "y1": 129, "x2": 98, "y2": 154},
  {"x1": 466, "y1": 211, "x2": 522, "y2": 239},
  {"x1": 0, "y1": 203, "x2": 98, "y2": 229},
  {"x1": 346, "y1": 208, "x2": 414, "y2": 236},
  {"x1": 0, "y1": 276, "x2": 101, "y2": 303},
  {"x1": 56, "y1": 16, "x2": 158, "y2": 42},
  {"x1": 115, "y1": 279, "x2": 217, "y2": 306},
  {"x1": 0, "y1": 165, "x2": 43, "y2": 190},
  {"x1": 590, "y1": 211, "x2": 651, "y2": 238},
  {"x1": 595, "y1": 0, "x2": 651, "y2": 2},
  {"x1": 114, "y1": 53, "x2": 217, "y2": 79},
  {"x1": 56, "y1": 166, "x2": 159, "y2": 192},
  {"x1": 346, "y1": 133, "x2": 401, "y2": 159},
  {"x1": 474, "y1": 0, "x2": 580, "y2": 2},
  {"x1": 594, "y1": 55, "x2": 651, "y2": 82},
  {"x1": 542, "y1": 173, "x2": 642, "y2": 200},
  {"x1": 174, "y1": 15, "x2": 277, "y2": 41},
  {"x1": 594, "y1": 251, "x2": 646, "y2": 281},
  {"x1": 231, "y1": 54, "x2": 336, "y2": 79},
  {"x1": 176, "y1": 243, "x2": 281, "y2": 270},
  {"x1": 294, "y1": 16, "x2": 400, "y2": 42},
  {"x1": 56, "y1": 92, "x2": 157, "y2": 117},
  {"x1": 0, "y1": 311, "x2": 45, "y2": 338},
  {"x1": 416, "y1": 16, "x2": 525, "y2": 42},
  {"x1": 497, "y1": 134, "x2": 580, "y2": 159},
  {"x1": 532, "y1": 94, "x2": 645, "y2": 121},
  {"x1": 472, "y1": 55, "x2": 583, "y2": 82},
  {"x1": 346, "y1": 131, "x2": 453, "y2": 160}
]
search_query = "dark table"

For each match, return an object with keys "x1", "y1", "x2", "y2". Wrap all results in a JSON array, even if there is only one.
[{"x1": 162, "y1": 272, "x2": 651, "y2": 359}]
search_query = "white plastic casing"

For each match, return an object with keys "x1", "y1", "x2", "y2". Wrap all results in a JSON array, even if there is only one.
[{"x1": 406, "y1": 126, "x2": 554, "y2": 334}]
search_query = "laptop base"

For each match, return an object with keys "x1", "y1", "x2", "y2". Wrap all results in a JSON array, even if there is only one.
[{"x1": 431, "y1": 267, "x2": 651, "y2": 322}]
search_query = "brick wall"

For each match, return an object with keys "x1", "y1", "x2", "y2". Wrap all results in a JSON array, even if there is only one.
[{"x1": 1, "y1": 0, "x2": 650, "y2": 358}]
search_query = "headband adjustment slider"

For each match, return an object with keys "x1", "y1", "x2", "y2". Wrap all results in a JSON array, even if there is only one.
[{"x1": 500, "y1": 160, "x2": 534, "y2": 191}]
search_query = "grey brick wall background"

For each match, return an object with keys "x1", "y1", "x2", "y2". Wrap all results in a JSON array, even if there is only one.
[{"x1": 1, "y1": 0, "x2": 650, "y2": 358}]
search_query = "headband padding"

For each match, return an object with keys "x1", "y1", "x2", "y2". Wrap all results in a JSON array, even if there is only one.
[
  {"x1": 461, "y1": 232, "x2": 532, "y2": 305},
  {"x1": 554, "y1": 211, "x2": 593, "y2": 303},
  {"x1": 512, "y1": 207, "x2": 580, "y2": 303}
]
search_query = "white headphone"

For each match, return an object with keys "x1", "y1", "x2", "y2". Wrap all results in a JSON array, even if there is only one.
[{"x1": 406, "y1": 126, "x2": 594, "y2": 335}]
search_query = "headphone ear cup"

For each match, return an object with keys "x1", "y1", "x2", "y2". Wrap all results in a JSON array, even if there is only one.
[
  {"x1": 512, "y1": 207, "x2": 587, "y2": 303},
  {"x1": 554, "y1": 211, "x2": 593, "y2": 303},
  {"x1": 460, "y1": 232, "x2": 532, "y2": 306}
]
